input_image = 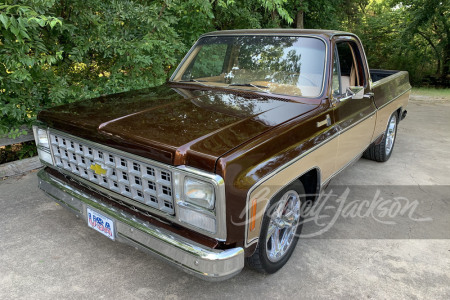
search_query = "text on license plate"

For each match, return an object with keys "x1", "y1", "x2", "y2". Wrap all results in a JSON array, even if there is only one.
[{"x1": 87, "y1": 207, "x2": 115, "y2": 240}]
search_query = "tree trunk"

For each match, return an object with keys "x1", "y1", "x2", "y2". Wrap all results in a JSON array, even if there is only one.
[
  {"x1": 272, "y1": 10, "x2": 278, "y2": 22},
  {"x1": 443, "y1": 43, "x2": 449, "y2": 86},
  {"x1": 417, "y1": 31, "x2": 441, "y2": 75},
  {"x1": 296, "y1": 10, "x2": 304, "y2": 29}
]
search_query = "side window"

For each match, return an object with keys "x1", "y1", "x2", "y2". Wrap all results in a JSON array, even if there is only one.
[
  {"x1": 334, "y1": 41, "x2": 366, "y2": 96},
  {"x1": 182, "y1": 44, "x2": 228, "y2": 80}
]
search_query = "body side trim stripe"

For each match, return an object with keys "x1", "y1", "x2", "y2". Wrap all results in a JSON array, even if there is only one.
[
  {"x1": 375, "y1": 88, "x2": 411, "y2": 110},
  {"x1": 243, "y1": 90, "x2": 409, "y2": 247},
  {"x1": 243, "y1": 130, "x2": 337, "y2": 247}
]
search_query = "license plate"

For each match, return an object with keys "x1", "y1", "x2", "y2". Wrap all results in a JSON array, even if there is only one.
[{"x1": 87, "y1": 207, "x2": 115, "y2": 240}]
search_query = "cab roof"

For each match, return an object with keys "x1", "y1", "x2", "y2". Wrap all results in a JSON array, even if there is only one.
[{"x1": 200, "y1": 28, "x2": 353, "y2": 39}]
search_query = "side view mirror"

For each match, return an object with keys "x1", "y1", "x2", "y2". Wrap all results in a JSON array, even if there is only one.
[{"x1": 346, "y1": 86, "x2": 364, "y2": 100}]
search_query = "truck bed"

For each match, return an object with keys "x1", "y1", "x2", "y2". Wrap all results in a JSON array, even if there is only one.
[
  {"x1": 370, "y1": 69, "x2": 400, "y2": 83},
  {"x1": 371, "y1": 69, "x2": 410, "y2": 109}
]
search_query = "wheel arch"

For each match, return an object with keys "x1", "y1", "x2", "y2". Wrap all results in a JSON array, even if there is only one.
[
  {"x1": 298, "y1": 167, "x2": 321, "y2": 204},
  {"x1": 245, "y1": 166, "x2": 322, "y2": 252}
]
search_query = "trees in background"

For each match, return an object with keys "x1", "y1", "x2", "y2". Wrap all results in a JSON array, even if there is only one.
[
  {"x1": 351, "y1": 0, "x2": 448, "y2": 85},
  {"x1": 0, "y1": 0, "x2": 448, "y2": 137},
  {"x1": 0, "y1": 0, "x2": 213, "y2": 137},
  {"x1": 397, "y1": 0, "x2": 449, "y2": 82}
]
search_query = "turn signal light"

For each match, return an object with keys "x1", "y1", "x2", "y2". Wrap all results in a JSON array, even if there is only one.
[{"x1": 250, "y1": 198, "x2": 257, "y2": 231}]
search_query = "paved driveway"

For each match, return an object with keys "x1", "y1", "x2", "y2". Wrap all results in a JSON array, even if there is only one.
[{"x1": 1, "y1": 98, "x2": 449, "y2": 299}]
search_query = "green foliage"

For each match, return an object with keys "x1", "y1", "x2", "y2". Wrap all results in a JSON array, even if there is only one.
[
  {"x1": 0, "y1": 140, "x2": 37, "y2": 163},
  {"x1": 350, "y1": 0, "x2": 448, "y2": 85},
  {"x1": 0, "y1": 0, "x2": 447, "y2": 140},
  {"x1": 0, "y1": 0, "x2": 213, "y2": 137},
  {"x1": 17, "y1": 140, "x2": 37, "y2": 159},
  {"x1": 0, "y1": 0, "x2": 297, "y2": 138},
  {"x1": 186, "y1": 44, "x2": 228, "y2": 79},
  {"x1": 398, "y1": 0, "x2": 449, "y2": 79}
]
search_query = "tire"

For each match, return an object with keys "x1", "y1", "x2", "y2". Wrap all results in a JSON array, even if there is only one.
[
  {"x1": 363, "y1": 112, "x2": 398, "y2": 162},
  {"x1": 245, "y1": 181, "x2": 305, "y2": 274}
]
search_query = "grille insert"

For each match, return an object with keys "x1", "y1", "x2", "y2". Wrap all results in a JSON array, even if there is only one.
[{"x1": 49, "y1": 132, "x2": 175, "y2": 214}]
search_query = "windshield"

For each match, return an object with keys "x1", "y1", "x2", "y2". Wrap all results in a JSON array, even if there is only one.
[{"x1": 171, "y1": 35, "x2": 326, "y2": 98}]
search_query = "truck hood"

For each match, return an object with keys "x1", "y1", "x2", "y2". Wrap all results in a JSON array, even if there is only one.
[{"x1": 38, "y1": 84, "x2": 318, "y2": 171}]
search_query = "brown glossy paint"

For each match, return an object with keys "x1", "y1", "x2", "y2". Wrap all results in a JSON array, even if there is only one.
[
  {"x1": 37, "y1": 29, "x2": 410, "y2": 254},
  {"x1": 215, "y1": 101, "x2": 336, "y2": 250},
  {"x1": 330, "y1": 35, "x2": 377, "y2": 170},
  {"x1": 37, "y1": 30, "x2": 337, "y2": 251},
  {"x1": 38, "y1": 84, "x2": 319, "y2": 173},
  {"x1": 372, "y1": 71, "x2": 411, "y2": 109},
  {"x1": 212, "y1": 32, "x2": 409, "y2": 253},
  {"x1": 199, "y1": 28, "x2": 350, "y2": 40}
]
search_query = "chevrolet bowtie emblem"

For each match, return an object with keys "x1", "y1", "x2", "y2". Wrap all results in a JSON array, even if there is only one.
[{"x1": 90, "y1": 163, "x2": 107, "y2": 176}]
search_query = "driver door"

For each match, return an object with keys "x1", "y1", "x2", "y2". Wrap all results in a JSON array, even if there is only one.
[{"x1": 332, "y1": 37, "x2": 377, "y2": 171}]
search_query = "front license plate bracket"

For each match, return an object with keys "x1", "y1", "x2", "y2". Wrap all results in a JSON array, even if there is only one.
[{"x1": 87, "y1": 207, "x2": 115, "y2": 240}]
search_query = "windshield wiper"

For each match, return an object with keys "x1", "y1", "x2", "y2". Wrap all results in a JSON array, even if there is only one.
[{"x1": 229, "y1": 83, "x2": 271, "y2": 94}]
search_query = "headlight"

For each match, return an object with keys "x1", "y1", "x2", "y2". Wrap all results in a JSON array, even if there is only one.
[
  {"x1": 32, "y1": 126, "x2": 53, "y2": 165},
  {"x1": 184, "y1": 177, "x2": 215, "y2": 209},
  {"x1": 176, "y1": 174, "x2": 219, "y2": 234}
]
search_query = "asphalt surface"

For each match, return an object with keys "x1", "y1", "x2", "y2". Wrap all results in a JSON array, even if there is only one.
[{"x1": 1, "y1": 97, "x2": 449, "y2": 299}]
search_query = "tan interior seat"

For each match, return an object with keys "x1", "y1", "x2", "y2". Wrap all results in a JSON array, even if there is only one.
[{"x1": 341, "y1": 65, "x2": 356, "y2": 93}]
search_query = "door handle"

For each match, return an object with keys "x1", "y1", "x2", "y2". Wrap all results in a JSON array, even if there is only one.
[{"x1": 317, "y1": 114, "x2": 331, "y2": 128}]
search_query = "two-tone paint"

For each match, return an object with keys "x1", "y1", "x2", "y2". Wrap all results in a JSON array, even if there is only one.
[{"x1": 37, "y1": 29, "x2": 410, "y2": 256}]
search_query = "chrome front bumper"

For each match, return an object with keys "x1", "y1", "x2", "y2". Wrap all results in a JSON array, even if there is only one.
[{"x1": 37, "y1": 169, "x2": 244, "y2": 281}]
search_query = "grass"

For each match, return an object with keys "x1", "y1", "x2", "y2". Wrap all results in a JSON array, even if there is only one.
[{"x1": 411, "y1": 87, "x2": 450, "y2": 99}]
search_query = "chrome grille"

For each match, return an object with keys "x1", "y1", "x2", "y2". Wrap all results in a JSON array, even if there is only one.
[{"x1": 49, "y1": 132, "x2": 174, "y2": 214}]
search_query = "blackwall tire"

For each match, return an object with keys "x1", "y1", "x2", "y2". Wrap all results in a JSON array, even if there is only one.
[
  {"x1": 245, "y1": 181, "x2": 305, "y2": 274},
  {"x1": 363, "y1": 112, "x2": 398, "y2": 162}
]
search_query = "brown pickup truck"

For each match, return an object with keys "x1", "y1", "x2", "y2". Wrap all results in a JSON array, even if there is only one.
[{"x1": 34, "y1": 29, "x2": 410, "y2": 280}]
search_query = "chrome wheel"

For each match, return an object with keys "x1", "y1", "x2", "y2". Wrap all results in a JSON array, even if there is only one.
[
  {"x1": 265, "y1": 190, "x2": 301, "y2": 262},
  {"x1": 385, "y1": 114, "x2": 397, "y2": 155}
]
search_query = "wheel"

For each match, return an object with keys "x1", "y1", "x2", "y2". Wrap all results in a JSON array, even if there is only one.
[
  {"x1": 246, "y1": 181, "x2": 305, "y2": 274},
  {"x1": 363, "y1": 112, "x2": 398, "y2": 162}
]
